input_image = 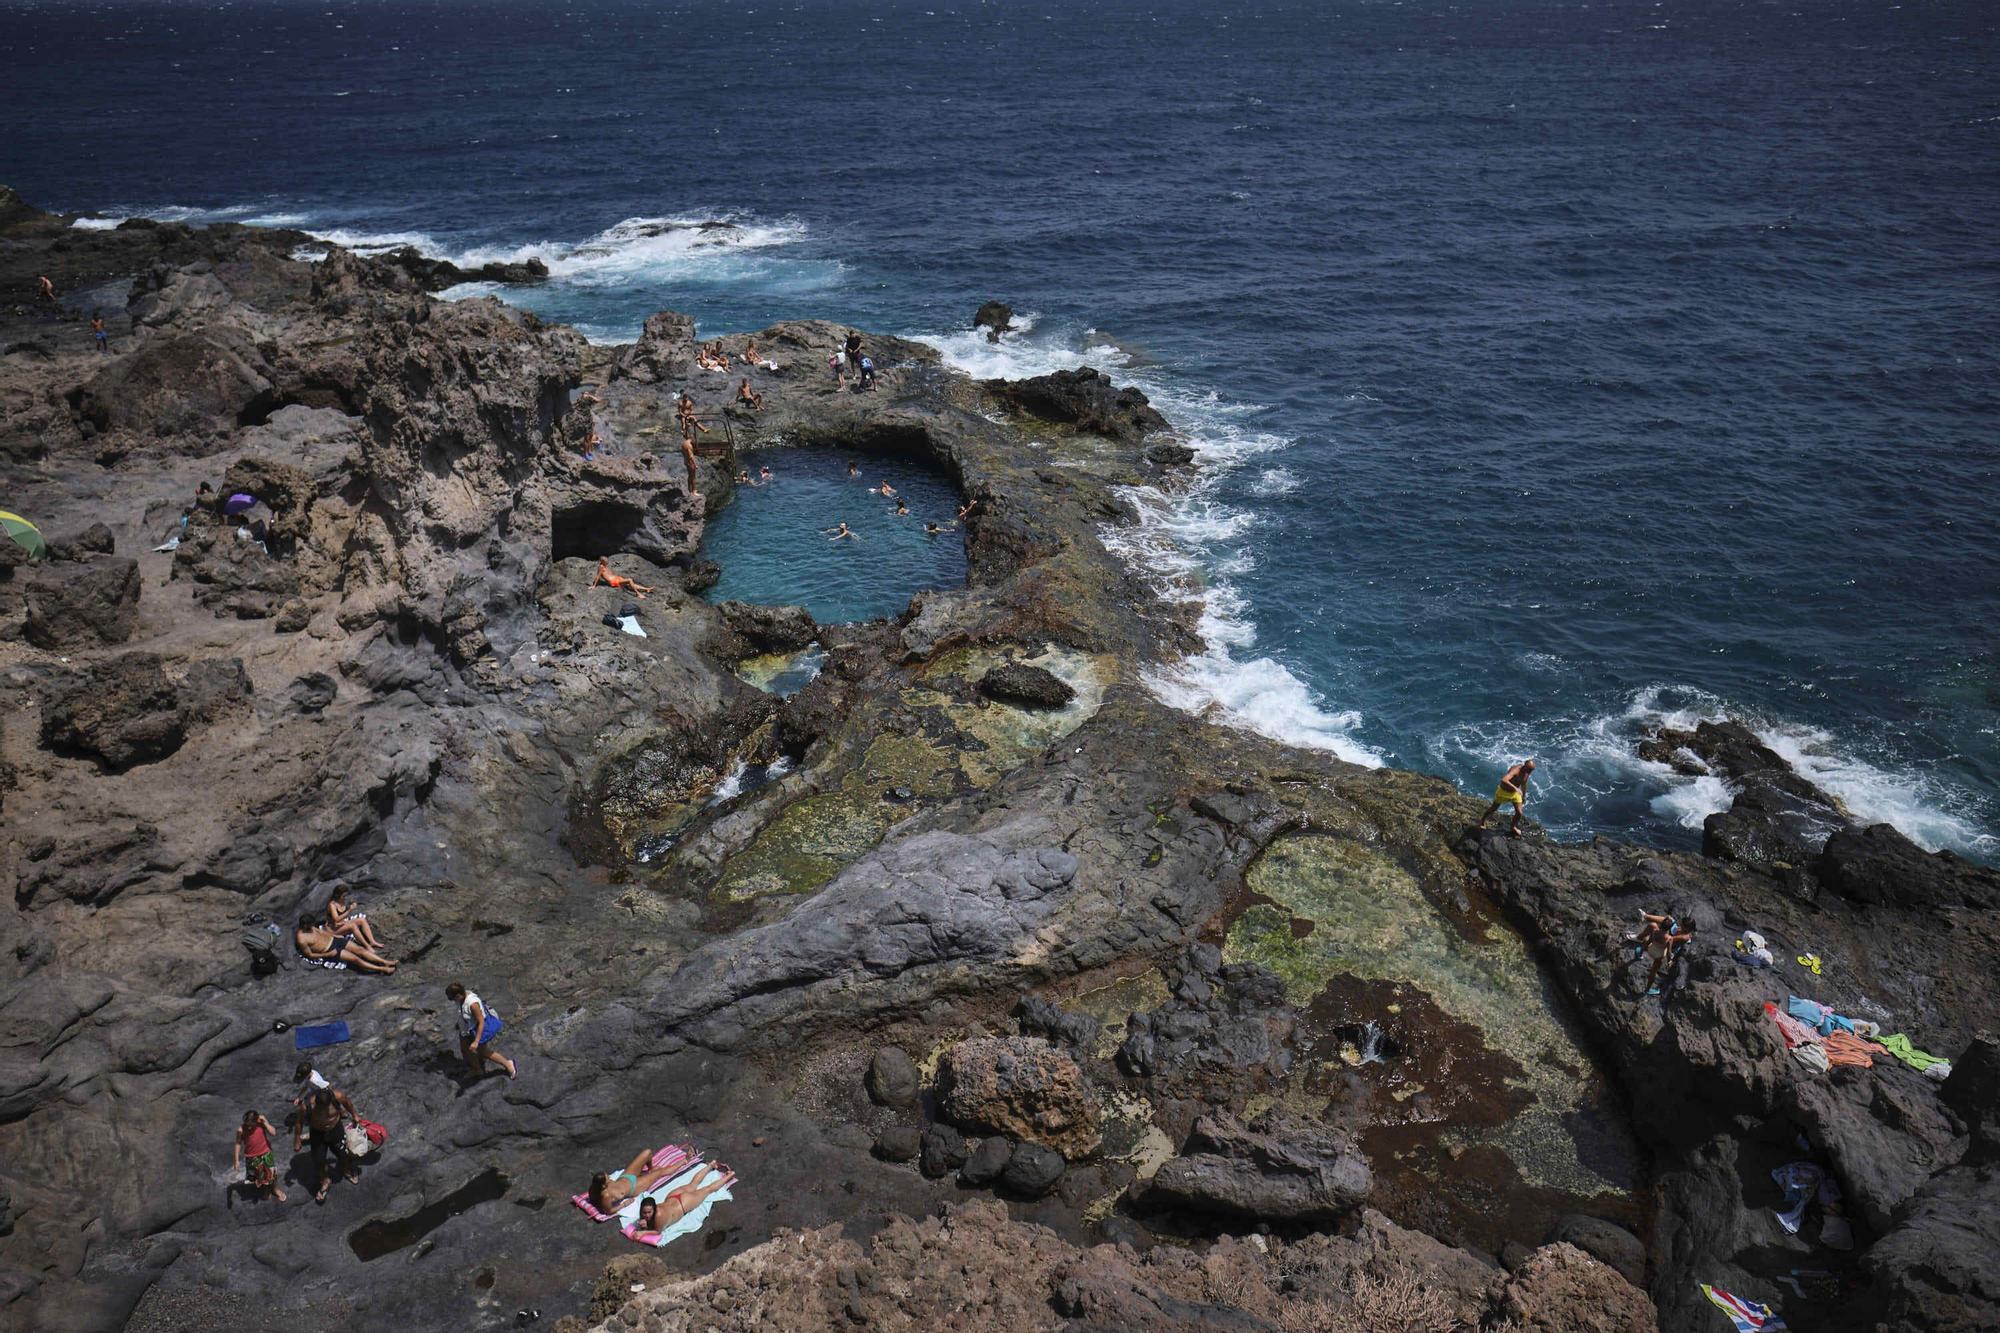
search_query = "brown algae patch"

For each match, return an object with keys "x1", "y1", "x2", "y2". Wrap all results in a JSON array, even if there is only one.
[{"x1": 1225, "y1": 834, "x2": 1636, "y2": 1197}]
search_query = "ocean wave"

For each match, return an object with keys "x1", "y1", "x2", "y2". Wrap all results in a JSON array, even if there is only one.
[
  {"x1": 923, "y1": 319, "x2": 1379, "y2": 765},
  {"x1": 448, "y1": 213, "x2": 813, "y2": 280},
  {"x1": 1434, "y1": 684, "x2": 1995, "y2": 856}
]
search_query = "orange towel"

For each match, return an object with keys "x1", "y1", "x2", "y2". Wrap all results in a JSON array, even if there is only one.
[{"x1": 1824, "y1": 1031, "x2": 1874, "y2": 1068}]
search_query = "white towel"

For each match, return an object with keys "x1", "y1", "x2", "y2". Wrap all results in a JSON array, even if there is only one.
[{"x1": 618, "y1": 615, "x2": 647, "y2": 638}]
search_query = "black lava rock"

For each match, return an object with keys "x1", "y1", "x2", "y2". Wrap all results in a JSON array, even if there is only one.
[
  {"x1": 1000, "y1": 1143, "x2": 1065, "y2": 1199},
  {"x1": 866, "y1": 1047, "x2": 920, "y2": 1108},
  {"x1": 957, "y1": 1135, "x2": 1013, "y2": 1188},
  {"x1": 977, "y1": 663, "x2": 1075, "y2": 710}
]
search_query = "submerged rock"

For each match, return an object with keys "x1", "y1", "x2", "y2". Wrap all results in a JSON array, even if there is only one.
[{"x1": 972, "y1": 301, "x2": 1013, "y2": 340}]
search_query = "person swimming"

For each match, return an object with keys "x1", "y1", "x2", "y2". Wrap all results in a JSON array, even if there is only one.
[
  {"x1": 876, "y1": 482, "x2": 897, "y2": 498},
  {"x1": 847, "y1": 460, "x2": 859, "y2": 478},
  {"x1": 894, "y1": 498, "x2": 909, "y2": 516},
  {"x1": 825, "y1": 522, "x2": 856, "y2": 541},
  {"x1": 924, "y1": 521, "x2": 942, "y2": 534},
  {"x1": 758, "y1": 465, "x2": 772, "y2": 483}
]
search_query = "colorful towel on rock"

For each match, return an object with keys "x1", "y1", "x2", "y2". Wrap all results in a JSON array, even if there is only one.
[
  {"x1": 571, "y1": 1144, "x2": 693, "y2": 1221},
  {"x1": 620, "y1": 1161, "x2": 734, "y2": 1249},
  {"x1": 1701, "y1": 1284, "x2": 1788, "y2": 1331},
  {"x1": 1871, "y1": 1032, "x2": 1949, "y2": 1072}
]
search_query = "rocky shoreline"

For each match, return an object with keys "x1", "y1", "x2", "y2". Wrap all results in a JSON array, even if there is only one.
[{"x1": 1, "y1": 189, "x2": 1993, "y2": 1332}]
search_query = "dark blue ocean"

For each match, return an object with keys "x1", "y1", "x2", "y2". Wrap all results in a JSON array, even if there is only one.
[{"x1": 6, "y1": 0, "x2": 1997, "y2": 856}]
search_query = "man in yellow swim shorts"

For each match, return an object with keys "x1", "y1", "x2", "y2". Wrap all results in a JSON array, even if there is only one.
[{"x1": 1479, "y1": 758, "x2": 1536, "y2": 838}]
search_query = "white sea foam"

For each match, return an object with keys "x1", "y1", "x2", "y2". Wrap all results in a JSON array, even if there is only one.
[
  {"x1": 449, "y1": 213, "x2": 815, "y2": 281},
  {"x1": 1438, "y1": 684, "x2": 1994, "y2": 855},
  {"x1": 923, "y1": 320, "x2": 1381, "y2": 765},
  {"x1": 1250, "y1": 467, "x2": 1300, "y2": 495}
]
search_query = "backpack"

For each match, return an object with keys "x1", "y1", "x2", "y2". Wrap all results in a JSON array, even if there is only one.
[{"x1": 241, "y1": 922, "x2": 285, "y2": 977}]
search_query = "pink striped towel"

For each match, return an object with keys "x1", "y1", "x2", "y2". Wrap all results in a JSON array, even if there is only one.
[{"x1": 571, "y1": 1143, "x2": 694, "y2": 1221}]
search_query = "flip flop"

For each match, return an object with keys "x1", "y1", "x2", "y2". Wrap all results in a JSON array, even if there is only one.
[{"x1": 1797, "y1": 953, "x2": 1823, "y2": 975}]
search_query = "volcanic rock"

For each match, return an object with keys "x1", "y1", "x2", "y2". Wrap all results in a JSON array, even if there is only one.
[
  {"x1": 920, "y1": 1124, "x2": 969, "y2": 1179},
  {"x1": 22, "y1": 556, "x2": 140, "y2": 647},
  {"x1": 936, "y1": 1036, "x2": 1102, "y2": 1159},
  {"x1": 718, "y1": 600, "x2": 817, "y2": 653},
  {"x1": 866, "y1": 1046, "x2": 921, "y2": 1108},
  {"x1": 972, "y1": 301, "x2": 1014, "y2": 340},
  {"x1": 873, "y1": 1126, "x2": 921, "y2": 1164},
  {"x1": 999, "y1": 1143, "x2": 1066, "y2": 1199},
  {"x1": 983, "y1": 367, "x2": 1170, "y2": 443},
  {"x1": 1138, "y1": 1106, "x2": 1371, "y2": 1223},
  {"x1": 977, "y1": 662, "x2": 1074, "y2": 709},
  {"x1": 1012, "y1": 994, "x2": 1101, "y2": 1052},
  {"x1": 958, "y1": 1135, "x2": 1014, "y2": 1187}
]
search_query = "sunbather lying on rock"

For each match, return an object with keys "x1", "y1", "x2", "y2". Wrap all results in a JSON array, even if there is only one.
[
  {"x1": 295, "y1": 914, "x2": 397, "y2": 974},
  {"x1": 630, "y1": 1165, "x2": 737, "y2": 1236},
  {"x1": 590, "y1": 1149, "x2": 704, "y2": 1215},
  {"x1": 594, "y1": 556, "x2": 653, "y2": 597}
]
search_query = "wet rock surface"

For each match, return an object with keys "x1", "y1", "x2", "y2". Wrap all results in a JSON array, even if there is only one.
[{"x1": 0, "y1": 192, "x2": 1975, "y2": 1333}]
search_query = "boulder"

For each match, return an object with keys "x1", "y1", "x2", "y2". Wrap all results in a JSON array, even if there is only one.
[
  {"x1": 1941, "y1": 1031, "x2": 2000, "y2": 1157},
  {"x1": 1547, "y1": 1215, "x2": 1646, "y2": 1288},
  {"x1": 1852, "y1": 1162, "x2": 2000, "y2": 1332},
  {"x1": 22, "y1": 557, "x2": 141, "y2": 648},
  {"x1": 872, "y1": 1126, "x2": 920, "y2": 1164},
  {"x1": 70, "y1": 331, "x2": 272, "y2": 438},
  {"x1": 972, "y1": 301, "x2": 1014, "y2": 340},
  {"x1": 1012, "y1": 995, "x2": 1101, "y2": 1052},
  {"x1": 936, "y1": 1036, "x2": 1102, "y2": 1159},
  {"x1": 718, "y1": 601, "x2": 817, "y2": 653},
  {"x1": 1145, "y1": 441, "x2": 1196, "y2": 467},
  {"x1": 38, "y1": 652, "x2": 249, "y2": 771},
  {"x1": 613, "y1": 310, "x2": 697, "y2": 384},
  {"x1": 1136, "y1": 1107, "x2": 1370, "y2": 1223},
  {"x1": 1817, "y1": 823, "x2": 2000, "y2": 912},
  {"x1": 999, "y1": 1143, "x2": 1065, "y2": 1199},
  {"x1": 288, "y1": 672, "x2": 338, "y2": 715},
  {"x1": 919, "y1": 1124, "x2": 968, "y2": 1179},
  {"x1": 976, "y1": 663, "x2": 1074, "y2": 710},
  {"x1": 983, "y1": 367, "x2": 1170, "y2": 443},
  {"x1": 865, "y1": 1047, "x2": 920, "y2": 1108},
  {"x1": 682, "y1": 559, "x2": 720, "y2": 594},
  {"x1": 1492, "y1": 1242, "x2": 1658, "y2": 1333},
  {"x1": 957, "y1": 1136, "x2": 1013, "y2": 1187},
  {"x1": 50, "y1": 523, "x2": 115, "y2": 559}
]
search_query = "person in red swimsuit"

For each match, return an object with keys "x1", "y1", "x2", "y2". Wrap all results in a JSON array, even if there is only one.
[
  {"x1": 593, "y1": 556, "x2": 653, "y2": 598},
  {"x1": 233, "y1": 1110, "x2": 287, "y2": 1202}
]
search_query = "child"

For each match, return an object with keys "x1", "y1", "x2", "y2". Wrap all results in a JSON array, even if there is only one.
[{"x1": 233, "y1": 1109, "x2": 287, "y2": 1202}]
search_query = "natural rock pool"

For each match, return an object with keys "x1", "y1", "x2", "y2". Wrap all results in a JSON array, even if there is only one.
[{"x1": 701, "y1": 446, "x2": 967, "y2": 623}]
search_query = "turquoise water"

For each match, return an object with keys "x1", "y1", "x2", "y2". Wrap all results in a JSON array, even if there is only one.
[{"x1": 702, "y1": 448, "x2": 967, "y2": 624}]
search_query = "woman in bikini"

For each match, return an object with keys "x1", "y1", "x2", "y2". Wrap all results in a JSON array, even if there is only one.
[
  {"x1": 589, "y1": 1149, "x2": 700, "y2": 1214},
  {"x1": 325, "y1": 884, "x2": 384, "y2": 952},
  {"x1": 627, "y1": 1165, "x2": 737, "y2": 1238},
  {"x1": 295, "y1": 915, "x2": 397, "y2": 974}
]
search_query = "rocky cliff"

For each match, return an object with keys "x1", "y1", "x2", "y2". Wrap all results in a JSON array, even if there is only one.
[{"x1": 0, "y1": 193, "x2": 1991, "y2": 1333}]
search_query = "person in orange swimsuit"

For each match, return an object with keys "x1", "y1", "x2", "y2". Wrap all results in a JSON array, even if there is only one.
[{"x1": 594, "y1": 557, "x2": 653, "y2": 597}]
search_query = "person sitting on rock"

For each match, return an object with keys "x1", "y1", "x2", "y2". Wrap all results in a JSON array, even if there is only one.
[
  {"x1": 233, "y1": 1109, "x2": 287, "y2": 1203},
  {"x1": 295, "y1": 913, "x2": 397, "y2": 974},
  {"x1": 741, "y1": 338, "x2": 762, "y2": 366},
  {"x1": 628, "y1": 1165, "x2": 737, "y2": 1238},
  {"x1": 736, "y1": 377, "x2": 763, "y2": 411},
  {"x1": 293, "y1": 1082, "x2": 361, "y2": 1203},
  {"x1": 594, "y1": 556, "x2": 654, "y2": 598},
  {"x1": 326, "y1": 884, "x2": 384, "y2": 953},
  {"x1": 589, "y1": 1149, "x2": 709, "y2": 1216},
  {"x1": 1632, "y1": 910, "x2": 1697, "y2": 996}
]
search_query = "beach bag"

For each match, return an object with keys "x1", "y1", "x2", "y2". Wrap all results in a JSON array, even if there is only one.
[
  {"x1": 343, "y1": 1122, "x2": 373, "y2": 1158},
  {"x1": 241, "y1": 926, "x2": 282, "y2": 978},
  {"x1": 359, "y1": 1117, "x2": 388, "y2": 1149}
]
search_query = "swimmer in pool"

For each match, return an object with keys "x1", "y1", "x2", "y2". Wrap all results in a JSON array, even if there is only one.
[
  {"x1": 847, "y1": 460, "x2": 859, "y2": 478},
  {"x1": 894, "y1": 498, "x2": 909, "y2": 516},
  {"x1": 735, "y1": 470, "x2": 753, "y2": 486},
  {"x1": 924, "y1": 521, "x2": 942, "y2": 535},
  {"x1": 759, "y1": 465, "x2": 772, "y2": 483},
  {"x1": 825, "y1": 522, "x2": 857, "y2": 541},
  {"x1": 876, "y1": 482, "x2": 896, "y2": 498}
]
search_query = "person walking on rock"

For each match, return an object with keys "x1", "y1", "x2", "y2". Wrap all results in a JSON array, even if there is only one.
[
  {"x1": 1478, "y1": 759, "x2": 1536, "y2": 837},
  {"x1": 447, "y1": 982, "x2": 517, "y2": 1080},
  {"x1": 233, "y1": 1109, "x2": 287, "y2": 1203}
]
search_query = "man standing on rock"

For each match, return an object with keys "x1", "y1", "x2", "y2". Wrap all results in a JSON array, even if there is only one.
[
  {"x1": 294, "y1": 1082, "x2": 361, "y2": 1204},
  {"x1": 1478, "y1": 758, "x2": 1536, "y2": 837}
]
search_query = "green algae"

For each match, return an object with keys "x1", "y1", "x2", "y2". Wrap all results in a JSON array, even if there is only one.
[
  {"x1": 735, "y1": 643, "x2": 826, "y2": 697},
  {"x1": 1225, "y1": 834, "x2": 1631, "y2": 1196},
  {"x1": 712, "y1": 646, "x2": 1110, "y2": 903}
]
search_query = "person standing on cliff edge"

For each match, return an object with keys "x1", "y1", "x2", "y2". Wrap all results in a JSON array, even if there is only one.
[{"x1": 1478, "y1": 759, "x2": 1536, "y2": 837}]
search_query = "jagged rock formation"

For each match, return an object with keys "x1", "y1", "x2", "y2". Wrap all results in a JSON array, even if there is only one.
[{"x1": 0, "y1": 190, "x2": 1988, "y2": 1333}]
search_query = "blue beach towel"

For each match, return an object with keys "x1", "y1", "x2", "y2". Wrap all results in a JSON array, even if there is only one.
[{"x1": 294, "y1": 1021, "x2": 351, "y2": 1050}]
